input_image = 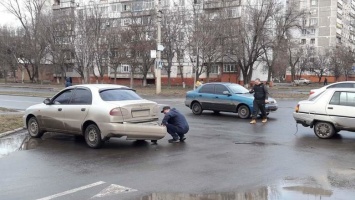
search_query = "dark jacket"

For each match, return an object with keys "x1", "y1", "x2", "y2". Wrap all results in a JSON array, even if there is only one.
[
  {"x1": 162, "y1": 108, "x2": 189, "y2": 132},
  {"x1": 249, "y1": 83, "x2": 269, "y2": 100}
]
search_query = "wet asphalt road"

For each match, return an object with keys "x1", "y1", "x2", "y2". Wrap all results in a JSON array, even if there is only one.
[{"x1": 1, "y1": 95, "x2": 355, "y2": 199}]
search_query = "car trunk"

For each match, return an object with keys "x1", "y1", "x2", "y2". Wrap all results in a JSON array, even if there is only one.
[{"x1": 108, "y1": 100, "x2": 159, "y2": 123}]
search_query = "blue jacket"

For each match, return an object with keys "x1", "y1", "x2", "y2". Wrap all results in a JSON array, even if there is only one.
[{"x1": 162, "y1": 108, "x2": 189, "y2": 132}]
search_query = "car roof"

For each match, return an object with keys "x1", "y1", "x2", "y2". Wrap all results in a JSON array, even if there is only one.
[
  {"x1": 203, "y1": 82, "x2": 241, "y2": 86},
  {"x1": 327, "y1": 81, "x2": 355, "y2": 86},
  {"x1": 326, "y1": 88, "x2": 355, "y2": 92},
  {"x1": 68, "y1": 84, "x2": 130, "y2": 90}
]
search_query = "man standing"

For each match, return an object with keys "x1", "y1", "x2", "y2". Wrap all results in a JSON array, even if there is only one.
[
  {"x1": 249, "y1": 78, "x2": 269, "y2": 124},
  {"x1": 161, "y1": 106, "x2": 189, "y2": 143}
]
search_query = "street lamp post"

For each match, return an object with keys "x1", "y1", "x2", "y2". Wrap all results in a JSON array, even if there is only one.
[{"x1": 155, "y1": 0, "x2": 162, "y2": 94}]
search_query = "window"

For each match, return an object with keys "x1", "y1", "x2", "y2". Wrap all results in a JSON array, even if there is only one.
[
  {"x1": 214, "y1": 85, "x2": 228, "y2": 95},
  {"x1": 223, "y1": 64, "x2": 237, "y2": 72},
  {"x1": 133, "y1": 0, "x2": 143, "y2": 11},
  {"x1": 100, "y1": 6, "x2": 108, "y2": 14},
  {"x1": 330, "y1": 91, "x2": 355, "y2": 106},
  {"x1": 210, "y1": 65, "x2": 219, "y2": 74},
  {"x1": 301, "y1": 39, "x2": 306, "y2": 44},
  {"x1": 100, "y1": 89, "x2": 142, "y2": 101},
  {"x1": 52, "y1": 90, "x2": 74, "y2": 105},
  {"x1": 111, "y1": 4, "x2": 121, "y2": 12},
  {"x1": 227, "y1": 7, "x2": 241, "y2": 18},
  {"x1": 70, "y1": 88, "x2": 92, "y2": 105},
  {"x1": 123, "y1": 3, "x2": 131, "y2": 11},
  {"x1": 310, "y1": 29, "x2": 316, "y2": 35},
  {"x1": 302, "y1": 29, "x2": 307, "y2": 35},
  {"x1": 228, "y1": 84, "x2": 249, "y2": 94},
  {"x1": 310, "y1": 18, "x2": 318, "y2": 26},
  {"x1": 199, "y1": 84, "x2": 214, "y2": 94},
  {"x1": 144, "y1": 0, "x2": 154, "y2": 10},
  {"x1": 310, "y1": 38, "x2": 315, "y2": 44},
  {"x1": 303, "y1": 19, "x2": 307, "y2": 26},
  {"x1": 121, "y1": 65, "x2": 130, "y2": 73},
  {"x1": 179, "y1": 0, "x2": 185, "y2": 6},
  {"x1": 311, "y1": 0, "x2": 317, "y2": 6}
]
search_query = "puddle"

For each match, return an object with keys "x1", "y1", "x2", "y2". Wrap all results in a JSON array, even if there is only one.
[
  {"x1": 141, "y1": 181, "x2": 355, "y2": 200},
  {"x1": 0, "y1": 132, "x2": 40, "y2": 158}
]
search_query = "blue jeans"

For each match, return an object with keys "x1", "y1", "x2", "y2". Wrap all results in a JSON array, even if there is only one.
[{"x1": 166, "y1": 124, "x2": 188, "y2": 140}]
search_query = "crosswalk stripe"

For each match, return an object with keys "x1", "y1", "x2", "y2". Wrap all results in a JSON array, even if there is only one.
[{"x1": 37, "y1": 181, "x2": 106, "y2": 200}]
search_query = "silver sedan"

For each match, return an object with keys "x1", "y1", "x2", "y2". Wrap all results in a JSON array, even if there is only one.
[{"x1": 23, "y1": 84, "x2": 166, "y2": 148}]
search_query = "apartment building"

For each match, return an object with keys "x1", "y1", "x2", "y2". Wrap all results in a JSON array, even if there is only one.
[{"x1": 51, "y1": 0, "x2": 275, "y2": 85}]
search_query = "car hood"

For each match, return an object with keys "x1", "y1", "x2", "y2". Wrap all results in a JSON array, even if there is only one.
[
  {"x1": 25, "y1": 103, "x2": 46, "y2": 111},
  {"x1": 236, "y1": 93, "x2": 276, "y2": 101}
]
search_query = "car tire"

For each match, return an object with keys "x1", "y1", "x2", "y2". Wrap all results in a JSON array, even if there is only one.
[
  {"x1": 85, "y1": 124, "x2": 103, "y2": 149},
  {"x1": 314, "y1": 121, "x2": 335, "y2": 139},
  {"x1": 238, "y1": 105, "x2": 250, "y2": 119},
  {"x1": 191, "y1": 102, "x2": 203, "y2": 115},
  {"x1": 27, "y1": 117, "x2": 45, "y2": 138}
]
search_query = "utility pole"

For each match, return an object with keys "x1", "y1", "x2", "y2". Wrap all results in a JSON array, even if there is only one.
[
  {"x1": 155, "y1": 0, "x2": 162, "y2": 94},
  {"x1": 193, "y1": 1, "x2": 199, "y2": 90}
]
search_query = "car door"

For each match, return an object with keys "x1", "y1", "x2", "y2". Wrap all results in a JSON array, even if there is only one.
[
  {"x1": 41, "y1": 89, "x2": 74, "y2": 131},
  {"x1": 197, "y1": 84, "x2": 215, "y2": 110},
  {"x1": 62, "y1": 88, "x2": 92, "y2": 134},
  {"x1": 327, "y1": 91, "x2": 355, "y2": 129},
  {"x1": 213, "y1": 84, "x2": 236, "y2": 112}
]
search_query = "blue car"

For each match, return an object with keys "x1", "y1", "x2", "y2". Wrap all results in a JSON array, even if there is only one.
[{"x1": 184, "y1": 82, "x2": 278, "y2": 118}]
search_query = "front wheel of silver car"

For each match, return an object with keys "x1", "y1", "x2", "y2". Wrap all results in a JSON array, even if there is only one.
[
  {"x1": 238, "y1": 105, "x2": 250, "y2": 119},
  {"x1": 27, "y1": 117, "x2": 44, "y2": 138},
  {"x1": 314, "y1": 122, "x2": 335, "y2": 139},
  {"x1": 191, "y1": 102, "x2": 203, "y2": 115},
  {"x1": 85, "y1": 124, "x2": 103, "y2": 149}
]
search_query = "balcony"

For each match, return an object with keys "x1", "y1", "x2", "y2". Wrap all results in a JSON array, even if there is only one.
[
  {"x1": 52, "y1": 4, "x2": 60, "y2": 10},
  {"x1": 203, "y1": 1, "x2": 223, "y2": 9}
]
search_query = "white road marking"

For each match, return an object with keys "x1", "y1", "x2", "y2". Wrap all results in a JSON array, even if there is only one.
[
  {"x1": 91, "y1": 184, "x2": 138, "y2": 198},
  {"x1": 36, "y1": 181, "x2": 106, "y2": 200}
]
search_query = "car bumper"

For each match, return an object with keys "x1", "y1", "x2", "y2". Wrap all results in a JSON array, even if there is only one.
[
  {"x1": 266, "y1": 104, "x2": 278, "y2": 112},
  {"x1": 184, "y1": 100, "x2": 191, "y2": 108},
  {"x1": 293, "y1": 112, "x2": 313, "y2": 127},
  {"x1": 100, "y1": 121, "x2": 166, "y2": 140}
]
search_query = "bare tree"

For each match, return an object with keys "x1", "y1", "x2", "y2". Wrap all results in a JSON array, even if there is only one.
[
  {"x1": 1, "y1": 0, "x2": 51, "y2": 83},
  {"x1": 225, "y1": 0, "x2": 280, "y2": 86},
  {"x1": 312, "y1": 48, "x2": 330, "y2": 83},
  {"x1": 262, "y1": 0, "x2": 304, "y2": 82}
]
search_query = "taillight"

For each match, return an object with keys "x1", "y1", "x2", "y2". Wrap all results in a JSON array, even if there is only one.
[
  {"x1": 295, "y1": 104, "x2": 300, "y2": 113},
  {"x1": 310, "y1": 91, "x2": 315, "y2": 95},
  {"x1": 109, "y1": 107, "x2": 129, "y2": 116}
]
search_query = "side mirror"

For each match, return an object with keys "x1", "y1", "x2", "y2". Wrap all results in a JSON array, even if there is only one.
[
  {"x1": 223, "y1": 91, "x2": 231, "y2": 96},
  {"x1": 43, "y1": 98, "x2": 51, "y2": 105}
]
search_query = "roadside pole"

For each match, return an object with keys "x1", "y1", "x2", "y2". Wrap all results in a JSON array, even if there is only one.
[{"x1": 155, "y1": 0, "x2": 162, "y2": 94}]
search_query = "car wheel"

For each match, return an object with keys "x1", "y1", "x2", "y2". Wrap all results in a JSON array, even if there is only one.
[
  {"x1": 238, "y1": 105, "x2": 250, "y2": 119},
  {"x1": 85, "y1": 124, "x2": 103, "y2": 149},
  {"x1": 314, "y1": 122, "x2": 335, "y2": 139},
  {"x1": 27, "y1": 117, "x2": 44, "y2": 138},
  {"x1": 191, "y1": 102, "x2": 203, "y2": 115}
]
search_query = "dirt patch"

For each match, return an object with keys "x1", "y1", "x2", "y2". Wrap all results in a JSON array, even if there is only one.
[{"x1": 0, "y1": 114, "x2": 23, "y2": 133}]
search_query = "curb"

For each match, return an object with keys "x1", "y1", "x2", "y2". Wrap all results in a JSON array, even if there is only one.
[{"x1": 0, "y1": 128, "x2": 25, "y2": 138}]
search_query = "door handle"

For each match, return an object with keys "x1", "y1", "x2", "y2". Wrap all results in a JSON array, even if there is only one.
[
  {"x1": 198, "y1": 95, "x2": 202, "y2": 97},
  {"x1": 327, "y1": 107, "x2": 333, "y2": 109},
  {"x1": 81, "y1": 108, "x2": 86, "y2": 111},
  {"x1": 215, "y1": 97, "x2": 219, "y2": 98},
  {"x1": 58, "y1": 108, "x2": 62, "y2": 111}
]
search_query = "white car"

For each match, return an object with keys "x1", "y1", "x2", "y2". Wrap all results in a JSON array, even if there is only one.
[
  {"x1": 293, "y1": 88, "x2": 355, "y2": 139},
  {"x1": 294, "y1": 78, "x2": 311, "y2": 85},
  {"x1": 23, "y1": 84, "x2": 166, "y2": 148},
  {"x1": 309, "y1": 81, "x2": 355, "y2": 100}
]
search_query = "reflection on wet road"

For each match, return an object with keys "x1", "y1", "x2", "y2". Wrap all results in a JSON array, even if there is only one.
[{"x1": 0, "y1": 131, "x2": 40, "y2": 158}]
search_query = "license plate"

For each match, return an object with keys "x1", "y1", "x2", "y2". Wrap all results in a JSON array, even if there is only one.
[{"x1": 132, "y1": 110, "x2": 150, "y2": 117}]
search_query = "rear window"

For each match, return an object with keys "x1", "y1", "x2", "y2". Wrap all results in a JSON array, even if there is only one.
[{"x1": 100, "y1": 89, "x2": 142, "y2": 101}]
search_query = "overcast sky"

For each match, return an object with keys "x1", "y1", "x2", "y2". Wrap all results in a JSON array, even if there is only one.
[{"x1": 0, "y1": 5, "x2": 21, "y2": 27}]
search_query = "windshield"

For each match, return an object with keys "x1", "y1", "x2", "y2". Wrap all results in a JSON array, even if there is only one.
[
  {"x1": 228, "y1": 84, "x2": 249, "y2": 94},
  {"x1": 100, "y1": 89, "x2": 142, "y2": 101}
]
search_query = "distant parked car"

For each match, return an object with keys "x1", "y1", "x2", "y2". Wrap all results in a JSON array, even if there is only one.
[
  {"x1": 293, "y1": 88, "x2": 355, "y2": 139},
  {"x1": 23, "y1": 84, "x2": 166, "y2": 148},
  {"x1": 184, "y1": 83, "x2": 278, "y2": 119},
  {"x1": 294, "y1": 78, "x2": 311, "y2": 85},
  {"x1": 309, "y1": 81, "x2": 355, "y2": 100}
]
